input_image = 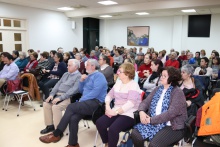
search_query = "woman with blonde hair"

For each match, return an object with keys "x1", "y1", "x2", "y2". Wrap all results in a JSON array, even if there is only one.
[{"x1": 96, "y1": 62, "x2": 141, "y2": 147}]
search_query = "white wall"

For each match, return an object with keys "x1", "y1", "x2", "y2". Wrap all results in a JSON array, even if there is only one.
[
  {"x1": 0, "y1": 3, "x2": 83, "y2": 52},
  {"x1": 100, "y1": 14, "x2": 220, "y2": 56}
]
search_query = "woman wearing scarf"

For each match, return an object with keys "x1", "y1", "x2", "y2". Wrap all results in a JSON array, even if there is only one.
[
  {"x1": 143, "y1": 59, "x2": 163, "y2": 96},
  {"x1": 131, "y1": 67, "x2": 187, "y2": 147},
  {"x1": 23, "y1": 52, "x2": 38, "y2": 73}
]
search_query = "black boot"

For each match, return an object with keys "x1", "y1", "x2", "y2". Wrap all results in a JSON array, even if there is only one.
[{"x1": 40, "y1": 125, "x2": 55, "y2": 134}]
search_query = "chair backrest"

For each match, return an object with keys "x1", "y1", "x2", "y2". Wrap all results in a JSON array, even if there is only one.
[{"x1": 193, "y1": 75, "x2": 210, "y2": 90}]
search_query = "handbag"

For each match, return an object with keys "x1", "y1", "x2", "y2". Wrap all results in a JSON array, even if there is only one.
[
  {"x1": 5, "y1": 78, "x2": 22, "y2": 94},
  {"x1": 117, "y1": 132, "x2": 133, "y2": 147}
]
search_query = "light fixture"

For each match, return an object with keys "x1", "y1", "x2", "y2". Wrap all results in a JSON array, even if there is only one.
[
  {"x1": 99, "y1": 15, "x2": 112, "y2": 18},
  {"x1": 135, "y1": 12, "x2": 149, "y2": 15},
  {"x1": 181, "y1": 9, "x2": 196, "y2": 13},
  {"x1": 98, "y1": 0, "x2": 118, "y2": 5},
  {"x1": 57, "y1": 7, "x2": 74, "y2": 11}
]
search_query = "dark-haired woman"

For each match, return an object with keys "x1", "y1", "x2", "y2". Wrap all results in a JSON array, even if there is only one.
[
  {"x1": 143, "y1": 59, "x2": 163, "y2": 96},
  {"x1": 131, "y1": 67, "x2": 187, "y2": 147},
  {"x1": 194, "y1": 57, "x2": 212, "y2": 76},
  {"x1": 98, "y1": 55, "x2": 114, "y2": 86},
  {"x1": 38, "y1": 53, "x2": 67, "y2": 101},
  {"x1": 12, "y1": 50, "x2": 20, "y2": 63}
]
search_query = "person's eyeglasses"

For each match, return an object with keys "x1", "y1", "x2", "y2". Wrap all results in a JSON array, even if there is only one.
[
  {"x1": 117, "y1": 70, "x2": 124, "y2": 74},
  {"x1": 99, "y1": 59, "x2": 103, "y2": 61}
]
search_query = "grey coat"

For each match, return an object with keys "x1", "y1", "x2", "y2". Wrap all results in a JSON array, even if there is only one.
[{"x1": 139, "y1": 86, "x2": 187, "y2": 130}]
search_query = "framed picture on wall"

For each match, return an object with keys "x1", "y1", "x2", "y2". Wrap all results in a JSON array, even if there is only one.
[{"x1": 127, "y1": 26, "x2": 150, "y2": 46}]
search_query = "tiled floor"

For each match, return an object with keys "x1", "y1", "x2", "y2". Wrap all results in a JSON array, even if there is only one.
[{"x1": 0, "y1": 97, "x2": 191, "y2": 147}]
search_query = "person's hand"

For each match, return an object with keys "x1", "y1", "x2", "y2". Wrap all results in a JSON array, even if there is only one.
[
  {"x1": 105, "y1": 109, "x2": 117, "y2": 118},
  {"x1": 52, "y1": 98, "x2": 61, "y2": 105},
  {"x1": 46, "y1": 96, "x2": 53, "y2": 103},
  {"x1": 42, "y1": 69, "x2": 46, "y2": 73},
  {"x1": 140, "y1": 111, "x2": 150, "y2": 125},
  {"x1": 80, "y1": 74, "x2": 88, "y2": 82},
  {"x1": 26, "y1": 69, "x2": 29, "y2": 72},
  {"x1": 45, "y1": 70, "x2": 50, "y2": 73},
  {"x1": 186, "y1": 100, "x2": 192, "y2": 107}
]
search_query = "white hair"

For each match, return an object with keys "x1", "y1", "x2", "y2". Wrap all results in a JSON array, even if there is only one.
[{"x1": 69, "y1": 59, "x2": 80, "y2": 69}]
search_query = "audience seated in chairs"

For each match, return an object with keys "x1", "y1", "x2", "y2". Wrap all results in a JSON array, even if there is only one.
[
  {"x1": 96, "y1": 62, "x2": 142, "y2": 147},
  {"x1": 194, "y1": 57, "x2": 213, "y2": 76},
  {"x1": 0, "y1": 52, "x2": 19, "y2": 90},
  {"x1": 98, "y1": 55, "x2": 114, "y2": 86},
  {"x1": 143, "y1": 59, "x2": 163, "y2": 96},
  {"x1": 39, "y1": 59, "x2": 108, "y2": 147},
  {"x1": 15, "y1": 52, "x2": 28, "y2": 71},
  {"x1": 113, "y1": 49, "x2": 123, "y2": 73},
  {"x1": 23, "y1": 52, "x2": 38, "y2": 73},
  {"x1": 182, "y1": 52, "x2": 199, "y2": 69},
  {"x1": 40, "y1": 59, "x2": 81, "y2": 134},
  {"x1": 63, "y1": 52, "x2": 71, "y2": 66},
  {"x1": 29, "y1": 51, "x2": 54, "y2": 81},
  {"x1": 180, "y1": 65, "x2": 205, "y2": 116},
  {"x1": 38, "y1": 53, "x2": 67, "y2": 102},
  {"x1": 131, "y1": 66, "x2": 187, "y2": 147},
  {"x1": 12, "y1": 50, "x2": 20, "y2": 63}
]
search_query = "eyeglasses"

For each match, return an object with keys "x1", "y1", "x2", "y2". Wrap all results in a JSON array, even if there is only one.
[
  {"x1": 117, "y1": 70, "x2": 124, "y2": 74},
  {"x1": 99, "y1": 59, "x2": 103, "y2": 61}
]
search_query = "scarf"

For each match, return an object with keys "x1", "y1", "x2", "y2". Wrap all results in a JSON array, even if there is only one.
[
  {"x1": 134, "y1": 85, "x2": 173, "y2": 140},
  {"x1": 26, "y1": 60, "x2": 37, "y2": 69},
  {"x1": 148, "y1": 72, "x2": 159, "y2": 83}
]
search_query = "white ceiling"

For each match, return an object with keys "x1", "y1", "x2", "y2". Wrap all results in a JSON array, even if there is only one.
[{"x1": 1, "y1": 0, "x2": 220, "y2": 19}]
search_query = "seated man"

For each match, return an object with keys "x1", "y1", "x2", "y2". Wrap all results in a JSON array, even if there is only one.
[
  {"x1": 40, "y1": 59, "x2": 81, "y2": 134},
  {"x1": 182, "y1": 52, "x2": 199, "y2": 68},
  {"x1": 0, "y1": 52, "x2": 19, "y2": 89},
  {"x1": 39, "y1": 59, "x2": 108, "y2": 147}
]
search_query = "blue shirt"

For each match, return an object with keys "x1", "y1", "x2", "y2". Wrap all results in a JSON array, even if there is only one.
[
  {"x1": 0, "y1": 62, "x2": 19, "y2": 80},
  {"x1": 79, "y1": 71, "x2": 107, "y2": 102}
]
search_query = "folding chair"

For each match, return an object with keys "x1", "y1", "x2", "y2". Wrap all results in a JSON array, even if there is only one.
[{"x1": 2, "y1": 78, "x2": 35, "y2": 116}]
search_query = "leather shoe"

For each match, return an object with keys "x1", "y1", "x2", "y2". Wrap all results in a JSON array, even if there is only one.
[
  {"x1": 65, "y1": 144, "x2": 80, "y2": 147},
  {"x1": 40, "y1": 125, "x2": 55, "y2": 134},
  {"x1": 39, "y1": 133, "x2": 61, "y2": 143}
]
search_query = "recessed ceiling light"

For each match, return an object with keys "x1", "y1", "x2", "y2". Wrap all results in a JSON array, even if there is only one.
[
  {"x1": 100, "y1": 15, "x2": 112, "y2": 18},
  {"x1": 58, "y1": 7, "x2": 74, "y2": 11},
  {"x1": 136, "y1": 12, "x2": 149, "y2": 15},
  {"x1": 98, "y1": 1, "x2": 118, "y2": 5},
  {"x1": 181, "y1": 9, "x2": 196, "y2": 13}
]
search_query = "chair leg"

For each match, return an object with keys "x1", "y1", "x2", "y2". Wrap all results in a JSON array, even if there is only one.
[
  {"x1": 17, "y1": 94, "x2": 23, "y2": 117},
  {"x1": 5, "y1": 94, "x2": 11, "y2": 111},
  {"x1": 27, "y1": 93, "x2": 35, "y2": 111},
  {"x1": 2, "y1": 94, "x2": 8, "y2": 110},
  {"x1": 94, "y1": 130, "x2": 99, "y2": 147}
]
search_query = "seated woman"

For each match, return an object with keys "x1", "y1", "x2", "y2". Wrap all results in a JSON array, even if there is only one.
[
  {"x1": 211, "y1": 57, "x2": 220, "y2": 80},
  {"x1": 75, "y1": 53, "x2": 86, "y2": 74},
  {"x1": 98, "y1": 55, "x2": 114, "y2": 87},
  {"x1": 143, "y1": 59, "x2": 163, "y2": 96},
  {"x1": 180, "y1": 64, "x2": 205, "y2": 116},
  {"x1": 131, "y1": 66, "x2": 187, "y2": 147},
  {"x1": 116, "y1": 58, "x2": 139, "y2": 83},
  {"x1": 194, "y1": 57, "x2": 212, "y2": 76},
  {"x1": 38, "y1": 53, "x2": 67, "y2": 102},
  {"x1": 15, "y1": 52, "x2": 28, "y2": 71},
  {"x1": 23, "y1": 52, "x2": 38, "y2": 73},
  {"x1": 12, "y1": 50, "x2": 20, "y2": 63},
  {"x1": 63, "y1": 52, "x2": 70, "y2": 66},
  {"x1": 96, "y1": 62, "x2": 142, "y2": 147}
]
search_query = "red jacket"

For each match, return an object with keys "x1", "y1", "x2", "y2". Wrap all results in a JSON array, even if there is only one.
[
  {"x1": 138, "y1": 63, "x2": 152, "y2": 78},
  {"x1": 165, "y1": 59, "x2": 180, "y2": 68}
]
